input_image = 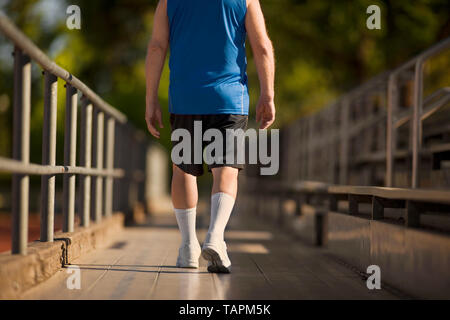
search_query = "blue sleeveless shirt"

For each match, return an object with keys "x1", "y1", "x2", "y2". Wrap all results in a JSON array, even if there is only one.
[{"x1": 167, "y1": 0, "x2": 249, "y2": 115}]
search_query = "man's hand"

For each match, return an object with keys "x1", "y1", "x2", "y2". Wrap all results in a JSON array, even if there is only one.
[
  {"x1": 246, "y1": 0, "x2": 275, "y2": 130},
  {"x1": 256, "y1": 95, "x2": 275, "y2": 129},
  {"x1": 145, "y1": 102, "x2": 164, "y2": 139}
]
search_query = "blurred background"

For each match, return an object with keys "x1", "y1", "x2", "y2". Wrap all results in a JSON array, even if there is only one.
[{"x1": 0, "y1": 0, "x2": 449, "y2": 251}]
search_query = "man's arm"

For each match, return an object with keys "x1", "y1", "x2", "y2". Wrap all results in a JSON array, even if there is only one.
[
  {"x1": 145, "y1": 0, "x2": 169, "y2": 138},
  {"x1": 245, "y1": 0, "x2": 275, "y2": 129}
]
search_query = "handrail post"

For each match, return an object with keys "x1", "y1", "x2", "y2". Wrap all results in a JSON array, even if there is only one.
[
  {"x1": 63, "y1": 83, "x2": 78, "y2": 232},
  {"x1": 93, "y1": 109, "x2": 104, "y2": 223},
  {"x1": 79, "y1": 98, "x2": 93, "y2": 227},
  {"x1": 339, "y1": 99, "x2": 350, "y2": 185},
  {"x1": 412, "y1": 60, "x2": 424, "y2": 188},
  {"x1": 113, "y1": 125, "x2": 122, "y2": 213},
  {"x1": 326, "y1": 108, "x2": 335, "y2": 184},
  {"x1": 11, "y1": 47, "x2": 31, "y2": 254},
  {"x1": 104, "y1": 116, "x2": 115, "y2": 217},
  {"x1": 307, "y1": 117, "x2": 315, "y2": 180},
  {"x1": 40, "y1": 71, "x2": 58, "y2": 242},
  {"x1": 301, "y1": 120, "x2": 307, "y2": 180},
  {"x1": 128, "y1": 129, "x2": 138, "y2": 217},
  {"x1": 386, "y1": 74, "x2": 398, "y2": 187}
]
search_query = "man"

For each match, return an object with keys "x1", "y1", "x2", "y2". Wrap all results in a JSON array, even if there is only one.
[{"x1": 145, "y1": 0, "x2": 275, "y2": 273}]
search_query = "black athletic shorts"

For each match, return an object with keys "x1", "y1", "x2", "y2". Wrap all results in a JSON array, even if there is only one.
[{"x1": 170, "y1": 113, "x2": 248, "y2": 176}]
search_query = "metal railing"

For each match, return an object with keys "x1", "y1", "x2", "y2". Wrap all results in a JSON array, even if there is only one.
[
  {"x1": 386, "y1": 39, "x2": 450, "y2": 188},
  {"x1": 0, "y1": 12, "x2": 151, "y2": 255},
  {"x1": 278, "y1": 37, "x2": 450, "y2": 189}
]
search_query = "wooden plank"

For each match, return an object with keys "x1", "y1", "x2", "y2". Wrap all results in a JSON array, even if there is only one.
[
  {"x1": 209, "y1": 253, "x2": 277, "y2": 300},
  {"x1": 247, "y1": 229, "x2": 397, "y2": 299},
  {"x1": 21, "y1": 214, "x2": 400, "y2": 300},
  {"x1": 328, "y1": 185, "x2": 450, "y2": 204},
  {"x1": 78, "y1": 227, "x2": 176, "y2": 300},
  {"x1": 288, "y1": 180, "x2": 329, "y2": 193},
  {"x1": 21, "y1": 247, "x2": 125, "y2": 299},
  {"x1": 147, "y1": 229, "x2": 221, "y2": 300},
  {"x1": 230, "y1": 213, "x2": 397, "y2": 300}
]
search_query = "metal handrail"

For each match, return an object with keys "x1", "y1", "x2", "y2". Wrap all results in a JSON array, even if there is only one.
[
  {"x1": 0, "y1": 12, "x2": 126, "y2": 123},
  {"x1": 393, "y1": 87, "x2": 450, "y2": 127},
  {"x1": 0, "y1": 12, "x2": 150, "y2": 255},
  {"x1": 387, "y1": 38, "x2": 450, "y2": 187},
  {"x1": 0, "y1": 157, "x2": 124, "y2": 177},
  {"x1": 279, "y1": 37, "x2": 450, "y2": 188}
]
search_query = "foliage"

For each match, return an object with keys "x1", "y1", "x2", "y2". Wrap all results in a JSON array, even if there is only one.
[{"x1": 0, "y1": 0, "x2": 449, "y2": 161}]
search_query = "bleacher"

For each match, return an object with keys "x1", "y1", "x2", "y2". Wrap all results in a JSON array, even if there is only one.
[{"x1": 239, "y1": 38, "x2": 450, "y2": 299}]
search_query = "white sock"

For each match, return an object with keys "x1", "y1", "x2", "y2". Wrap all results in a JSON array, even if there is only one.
[
  {"x1": 174, "y1": 207, "x2": 198, "y2": 245},
  {"x1": 206, "y1": 192, "x2": 235, "y2": 243}
]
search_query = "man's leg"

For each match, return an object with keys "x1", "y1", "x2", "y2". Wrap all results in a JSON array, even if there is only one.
[
  {"x1": 172, "y1": 164, "x2": 198, "y2": 209},
  {"x1": 208, "y1": 166, "x2": 238, "y2": 241},
  {"x1": 172, "y1": 164, "x2": 201, "y2": 268},
  {"x1": 211, "y1": 166, "x2": 239, "y2": 198},
  {"x1": 202, "y1": 166, "x2": 239, "y2": 273}
]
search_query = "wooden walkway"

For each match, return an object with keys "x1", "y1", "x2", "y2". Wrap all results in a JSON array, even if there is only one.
[{"x1": 22, "y1": 213, "x2": 398, "y2": 300}]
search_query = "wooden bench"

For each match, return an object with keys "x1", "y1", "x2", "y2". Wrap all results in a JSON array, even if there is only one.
[
  {"x1": 283, "y1": 181, "x2": 329, "y2": 216},
  {"x1": 278, "y1": 181, "x2": 330, "y2": 245},
  {"x1": 328, "y1": 185, "x2": 450, "y2": 227},
  {"x1": 287, "y1": 180, "x2": 329, "y2": 194}
]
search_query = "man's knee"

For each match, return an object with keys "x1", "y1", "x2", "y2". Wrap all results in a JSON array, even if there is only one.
[
  {"x1": 172, "y1": 164, "x2": 182, "y2": 174},
  {"x1": 211, "y1": 166, "x2": 239, "y2": 182},
  {"x1": 172, "y1": 164, "x2": 195, "y2": 180}
]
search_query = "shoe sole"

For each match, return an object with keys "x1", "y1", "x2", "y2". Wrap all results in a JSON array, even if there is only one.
[
  {"x1": 176, "y1": 258, "x2": 199, "y2": 269},
  {"x1": 201, "y1": 248, "x2": 231, "y2": 274},
  {"x1": 175, "y1": 263, "x2": 199, "y2": 269}
]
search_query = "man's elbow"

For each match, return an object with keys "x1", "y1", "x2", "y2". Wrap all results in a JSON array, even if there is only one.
[
  {"x1": 253, "y1": 38, "x2": 274, "y2": 59},
  {"x1": 147, "y1": 40, "x2": 168, "y2": 55},
  {"x1": 145, "y1": 40, "x2": 168, "y2": 67}
]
